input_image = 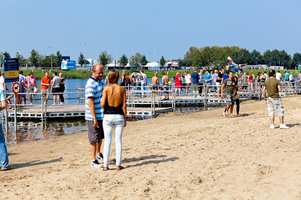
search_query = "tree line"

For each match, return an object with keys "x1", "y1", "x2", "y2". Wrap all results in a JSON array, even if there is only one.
[
  {"x1": 2, "y1": 46, "x2": 300, "y2": 69},
  {"x1": 0, "y1": 50, "x2": 63, "y2": 68},
  {"x1": 178, "y1": 46, "x2": 301, "y2": 69}
]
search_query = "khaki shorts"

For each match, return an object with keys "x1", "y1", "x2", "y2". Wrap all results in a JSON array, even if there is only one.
[
  {"x1": 216, "y1": 82, "x2": 221, "y2": 91},
  {"x1": 192, "y1": 84, "x2": 199, "y2": 91},
  {"x1": 41, "y1": 89, "x2": 49, "y2": 96},
  {"x1": 267, "y1": 97, "x2": 284, "y2": 117},
  {"x1": 27, "y1": 87, "x2": 35, "y2": 93}
]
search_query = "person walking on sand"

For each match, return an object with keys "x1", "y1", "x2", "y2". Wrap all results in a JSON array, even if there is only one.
[
  {"x1": 0, "y1": 89, "x2": 12, "y2": 170},
  {"x1": 101, "y1": 70, "x2": 127, "y2": 171},
  {"x1": 41, "y1": 72, "x2": 51, "y2": 105},
  {"x1": 263, "y1": 69, "x2": 289, "y2": 129},
  {"x1": 221, "y1": 72, "x2": 237, "y2": 118},
  {"x1": 85, "y1": 64, "x2": 105, "y2": 168},
  {"x1": 26, "y1": 72, "x2": 37, "y2": 105}
]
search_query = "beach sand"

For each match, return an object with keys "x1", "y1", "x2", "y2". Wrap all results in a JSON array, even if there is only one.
[{"x1": 1, "y1": 96, "x2": 301, "y2": 199}]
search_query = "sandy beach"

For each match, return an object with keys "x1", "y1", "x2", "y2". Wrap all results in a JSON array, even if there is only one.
[{"x1": 1, "y1": 96, "x2": 301, "y2": 199}]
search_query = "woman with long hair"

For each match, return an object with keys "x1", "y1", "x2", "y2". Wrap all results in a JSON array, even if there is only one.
[
  {"x1": 59, "y1": 72, "x2": 65, "y2": 104},
  {"x1": 101, "y1": 70, "x2": 127, "y2": 171},
  {"x1": 248, "y1": 71, "x2": 255, "y2": 92}
]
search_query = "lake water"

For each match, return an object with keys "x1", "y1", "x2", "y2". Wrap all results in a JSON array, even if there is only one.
[{"x1": 4, "y1": 78, "x2": 217, "y2": 146}]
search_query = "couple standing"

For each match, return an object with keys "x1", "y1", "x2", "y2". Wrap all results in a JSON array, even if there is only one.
[{"x1": 85, "y1": 64, "x2": 127, "y2": 171}]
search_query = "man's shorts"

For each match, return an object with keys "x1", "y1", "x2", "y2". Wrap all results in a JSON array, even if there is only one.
[
  {"x1": 152, "y1": 84, "x2": 158, "y2": 90},
  {"x1": 41, "y1": 89, "x2": 49, "y2": 97},
  {"x1": 225, "y1": 93, "x2": 235, "y2": 106},
  {"x1": 27, "y1": 87, "x2": 35, "y2": 93},
  {"x1": 164, "y1": 84, "x2": 170, "y2": 94},
  {"x1": 86, "y1": 120, "x2": 104, "y2": 143},
  {"x1": 192, "y1": 84, "x2": 199, "y2": 91},
  {"x1": 52, "y1": 88, "x2": 60, "y2": 94},
  {"x1": 216, "y1": 82, "x2": 221, "y2": 91},
  {"x1": 267, "y1": 97, "x2": 284, "y2": 117}
]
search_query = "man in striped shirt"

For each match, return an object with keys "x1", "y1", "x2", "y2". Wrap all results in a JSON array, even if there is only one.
[{"x1": 85, "y1": 64, "x2": 105, "y2": 168}]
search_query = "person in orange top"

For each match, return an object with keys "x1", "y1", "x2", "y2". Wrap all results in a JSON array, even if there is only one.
[{"x1": 41, "y1": 72, "x2": 51, "y2": 104}]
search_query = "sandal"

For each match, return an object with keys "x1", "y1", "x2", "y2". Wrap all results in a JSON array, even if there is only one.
[{"x1": 117, "y1": 166, "x2": 124, "y2": 171}]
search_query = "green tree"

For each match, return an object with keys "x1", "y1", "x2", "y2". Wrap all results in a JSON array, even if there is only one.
[
  {"x1": 28, "y1": 49, "x2": 39, "y2": 67},
  {"x1": 129, "y1": 53, "x2": 141, "y2": 67},
  {"x1": 55, "y1": 51, "x2": 62, "y2": 67},
  {"x1": 16, "y1": 52, "x2": 28, "y2": 67},
  {"x1": 293, "y1": 53, "x2": 301, "y2": 65},
  {"x1": 120, "y1": 54, "x2": 128, "y2": 67},
  {"x1": 0, "y1": 52, "x2": 4, "y2": 67},
  {"x1": 41, "y1": 55, "x2": 53, "y2": 68},
  {"x1": 250, "y1": 50, "x2": 263, "y2": 65},
  {"x1": 4, "y1": 52, "x2": 11, "y2": 59},
  {"x1": 140, "y1": 55, "x2": 148, "y2": 66},
  {"x1": 97, "y1": 51, "x2": 112, "y2": 66},
  {"x1": 78, "y1": 52, "x2": 85, "y2": 66},
  {"x1": 160, "y1": 56, "x2": 166, "y2": 67}
]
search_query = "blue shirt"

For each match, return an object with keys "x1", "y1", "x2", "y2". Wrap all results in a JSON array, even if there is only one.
[
  {"x1": 191, "y1": 72, "x2": 199, "y2": 84},
  {"x1": 206, "y1": 74, "x2": 212, "y2": 84},
  {"x1": 85, "y1": 77, "x2": 104, "y2": 121}
]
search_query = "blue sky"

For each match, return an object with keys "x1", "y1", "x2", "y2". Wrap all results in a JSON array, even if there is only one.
[{"x1": 0, "y1": 0, "x2": 300, "y2": 62}]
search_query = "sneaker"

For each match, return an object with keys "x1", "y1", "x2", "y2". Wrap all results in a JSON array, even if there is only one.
[
  {"x1": 30, "y1": 103, "x2": 32, "y2": 105},
  {"x1": 90, "y1": 160, "x2": 102, "y2": 168},
  {"x1": 280, "y1": 124, "x2": 289, "y2": 129},
  {"x1": 0, "y1": 164, "x2": 12, "y2": 171},
  {"x1": 60, "y1": 102, "x2": 64, "y2": 105},
  {"x1": 96, "y1": 153, "x2": 103, "y2": 162},
  {"x1": 270, "y1": 124, "x2": 275, "y2": 129}
]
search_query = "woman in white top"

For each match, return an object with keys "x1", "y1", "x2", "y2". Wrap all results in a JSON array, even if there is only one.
[{"x1": 184, "y1": 71, "x2": 191, "y2": 96}]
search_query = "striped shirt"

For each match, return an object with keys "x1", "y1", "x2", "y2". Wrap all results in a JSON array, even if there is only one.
[{"x1": 85, "y1": 77, "x2": 104, "y2": 121}]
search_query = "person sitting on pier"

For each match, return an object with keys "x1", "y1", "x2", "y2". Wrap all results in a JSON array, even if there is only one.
[
  {"x1": 85, "y1": 64, "x2": 105, "y2": 168},
  {"x1": 162, "y1": 71, "x2": 170, "y2": 100},
  {"x1": 152, "y1": 72, "x2": 159, "y2": 90},
  {"x1": 41, "y1": 72, "x2": 51, "y2": 105},
  {"x1": 101, "y1": 69, "x2": 127, "y2": 171}
]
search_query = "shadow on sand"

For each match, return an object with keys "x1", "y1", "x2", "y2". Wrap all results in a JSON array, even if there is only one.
[
  {"x1": 119, "y1": 155, "x2": 179, "y2": 168},
  {"x1": 11, "y1": 157, "x2": 63, "y2": 170}
]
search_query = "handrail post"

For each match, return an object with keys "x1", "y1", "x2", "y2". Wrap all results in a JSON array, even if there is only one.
[{"x1": 14, "y1": 93, "x2": 17, "y2": 137}]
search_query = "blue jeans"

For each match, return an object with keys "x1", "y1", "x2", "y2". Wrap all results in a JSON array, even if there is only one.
[
  {"x1": 103, "y1": 114, "x2": 124, "y2": 167},
  {"x1": 0, "y1": 122, "x2": 9, "y2": 168}
]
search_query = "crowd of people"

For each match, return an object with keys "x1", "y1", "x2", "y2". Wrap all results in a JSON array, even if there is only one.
[
  {"x1": 0, "y1": 66, "x2": 294, "y2": 170},
  {"x1": 0, "y1": 71, "x2": 66, "y2": 108}
]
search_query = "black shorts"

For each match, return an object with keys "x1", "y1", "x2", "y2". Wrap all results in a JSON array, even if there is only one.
[
  {"x1": 52, "y1": 88, "x2": 60, "y2": 94},
  {"x1": 86, "y1": 120, "x2": 104, "y2": 143}
]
